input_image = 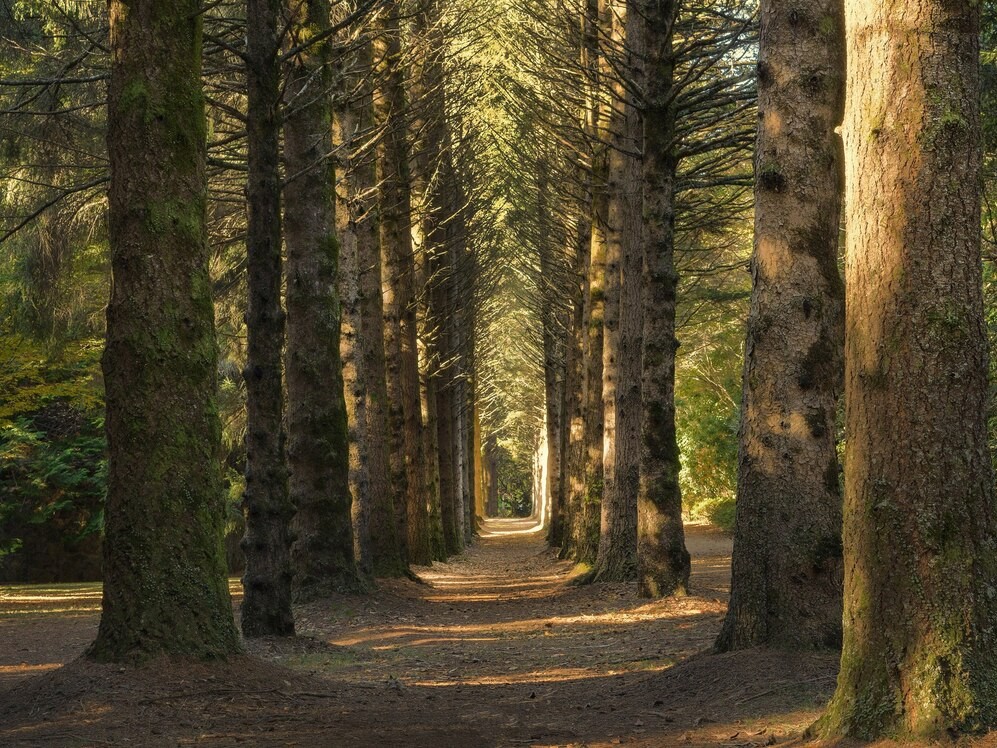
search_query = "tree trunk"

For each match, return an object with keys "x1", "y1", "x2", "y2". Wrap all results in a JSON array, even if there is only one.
[
  {"x1": 573, "y1": 0, "x2": 611, "y2": 566},
  {"x1": 591, "y1": 0, "x2": 640, "y2": 582},
  {"x1": 815, "y1": 0, "x2": 997, "y2": 739},
  {"x1": 355, "y1": 39, "x2": 404, "y2": 574},
  {"x1": 716, "y1": 0, "x2": 845, "y2": 651},
  {"x1": 334, "y1": 47, "x2": 373, "y2": 578},
  {"x1": 240, "y1": 0, "x2": 294, "y2": 636},
  {"x1": 561, "y1": 200, "x2": 589, "y2": 560},
  {"x1": 375, "y1": 1, "x2": 412, "y2": 565},
  {"x1": 375, "y1": 1, "x2": 432, "y2": 567},
  {"x1": 93, "y1": 0, "x2": 239, "y2": 660},
  {"x1": 285, "y1": 0, "x2": 363, "y2": 599},
  {"x1": 636, "y1": 0, "x2": 690, "y2": 599}
]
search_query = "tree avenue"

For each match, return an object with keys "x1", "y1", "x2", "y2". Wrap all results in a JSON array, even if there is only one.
[{"x1": 4, "y1": 0, "x2": 997, "y2": 743}]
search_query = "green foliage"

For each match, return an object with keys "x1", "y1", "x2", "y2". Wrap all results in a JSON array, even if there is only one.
[
  {"x1": 494, "y1": 440, "x2": 533, "y2": 517},
  {"x1": 675, "y1": 283, "x2": 748, "y2": 532},
  {"x1": 0, "y1": 413, "x2": 106, "y2": 558},
  {"x1": 0, "y1": 324, "x2": 106, "y2": 575}
]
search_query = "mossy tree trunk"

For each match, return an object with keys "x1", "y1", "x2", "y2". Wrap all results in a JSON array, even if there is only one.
[
  {"x1": 636, "y1": 0, "x2": 690, "y2": 599},
  {"x1": 284, "y1": 0, "x2": 364, "y2": 598},
  {"x1": 93, "y1": 0, "x2": 239, "y2": 661},
  {"x1": 240, "y1": 0, "x2": 294, "y2": 638},
  {"x1": 716, "y1": 0, "x2": 844, "y2": 651},
  {"x1": 814, "y1": 0, "x2": 997, "y2": 739}
]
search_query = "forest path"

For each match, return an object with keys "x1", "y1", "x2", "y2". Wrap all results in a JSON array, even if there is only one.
[
  {"x1": 282, "y1": 517, "x2": 734, "y2": 694},
  {"x1": 0, "y1": 521, "x2": 840, "y2": 747}
]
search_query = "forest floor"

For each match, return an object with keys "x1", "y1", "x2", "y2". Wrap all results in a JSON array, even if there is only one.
[{"x1": 0, "y1": 519, "x2": 849, "y2": 747}]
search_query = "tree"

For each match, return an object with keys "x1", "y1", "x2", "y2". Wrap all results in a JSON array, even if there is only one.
[
  {"x1": 91, "y1": 0, "x2": 239, "y2": 660},
  {"x1": 815, "y1": 0, "x2": 997, "y2": 739},
  {"x1": 716, "y1": 0, "x2": 844, "y2": 651},
  {"x1": 285, "y1": 0, "x2": 364, "y2": 597},
  {"x1": 637, "y1": 0, "x2": 690, "y2": 598},
  {"x1": 589, "y1": 0, "x2": 641, "y2": 582},
  {"x1": 240, "y1": 0, "x2": 294, "y2": 638}
]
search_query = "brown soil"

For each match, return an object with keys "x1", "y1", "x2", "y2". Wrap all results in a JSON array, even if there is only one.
[{"x1": 0, "y1": 519, "x2": 844, "y2": 747}]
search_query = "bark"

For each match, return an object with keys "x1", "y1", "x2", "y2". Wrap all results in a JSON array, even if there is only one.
[
  {"x1": 561, "y1": 203, "x2": 589, "y2": 560},
  {"x1": 346, "y1": 32, "x2": 400, "y2": 577},
  {"x1": 815, "y1": 0, "x2": 997, "y2": 739},
  {"x1": 334, "y1": 50, "x2": 372, "y2": 578},
  {"x1": 574, "y1": 6, "x2": 608, "y2": 564},
  {"x1": 540, "y1": 165, "x2": 566, "y2": 548},
  {"x1": 473, "y1": 396, "x2": 485, "y2": 524},
  {"x1": 420, "y1": 332, "x2": 447, "y2": 561},
  {"x1": 355, "y1": 58, "x2": 404, "y2": 575},
  {"x1": 716, "y1": 0, "x2": 844, "y2": 651},
  {"x1": 566, "y1": 0, "x2": 600, "y2": 563},
  {"x1": 92, "y1": 0, "x2": 239, "y2": 660},
  {"x1": 285, "y1": 0, "x2": 363, "y2": 599},
  {"x1": 485, "y1": 433, "x2": 499, "y2": 517},
  {"x1": 376, "y1": 1, "x2": 432, "y2": 566},
  {"x1": 241, "y1": 0, "x2": 294, "y2": 636},
  {"x1": 375, "y1": 3, "x2": 411, "y2": 565},
  {"x1": 591, "y1": 0, "x2": 640, "y2": 582},
  {"x1": 636, "y1": 0, "x2": 690, "y2": 599}
]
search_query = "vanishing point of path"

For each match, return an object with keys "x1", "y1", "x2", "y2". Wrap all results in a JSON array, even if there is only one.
[{"x1": 0, "y1": 519, "x2": 838, "y2": 746}]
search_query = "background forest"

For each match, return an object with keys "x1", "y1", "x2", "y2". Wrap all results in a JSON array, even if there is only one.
[
  {"x1": 2, "y1": 0, "x2": 997, "y2": 744},
  {"x1": 0, "y1": 0, "x2": 758, "y2": 581},
  {"x1": 2, "y1": 1, "x2": 997, "y2": 580}
]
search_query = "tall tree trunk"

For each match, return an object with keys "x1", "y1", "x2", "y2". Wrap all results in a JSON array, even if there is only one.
[
  {"x1": 473, "y1": 393, "x2": 485, "y2": 524},
  {"x1": 540, "y1": 164, "x2": 566, "y2": 548},
  {"x1": 716, "y1": 0, "x2": 844, "y2": 651},
  {"x1": 573, "y1": 0, "x2": 609, "y2": 565},
  {"x1": 285, "y1": 0, "x2": 363, "y2": 598},
  {"x1": 376, "y1": 0, "x2": 432, "y2": 566},
  {"x1": 591, "y1": 0, "x2": 640, "y2": 582},
  {"x1": 93, "y1": 0, "x2": 239, "y2": 660},
  {"x1": 561, "y1": 200, "x2": 589, "y2": 559},
  {"x1": 485, "y1": 433, "x2": 499, "y2": 517},
  {"x1": 376, "y1": 1, "x2": 412, "y2": 565},
  {"x1": 636, "y1": 0, "x2": 690, "y2": 599},
  {"x1": 566, "y1": 0, "x2": 600, "y2": 563},
  {"x1": 355, "y1": 36, "x2": 404, "y2": 574},
  {"x1": 420, "y1": 328, "x2": 447, "y2": 561},
  {"x1": 815, "y1": 0, "x2": 997, "y2": 739},
  {"x1": 334, "y1": 42, "x2": 373, "y2": 577},
  {"x1": 241, "y1": 0, "x2": 294, "y2": 636}
]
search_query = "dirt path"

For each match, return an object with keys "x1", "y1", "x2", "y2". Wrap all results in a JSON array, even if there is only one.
[{"x1": 0, "y1": 519, "x2": 839, "y2": 747}]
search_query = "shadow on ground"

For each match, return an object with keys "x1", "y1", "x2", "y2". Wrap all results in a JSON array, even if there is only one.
[{"x1": 0, "y1": 519, "x2": 845, "y2": 747}]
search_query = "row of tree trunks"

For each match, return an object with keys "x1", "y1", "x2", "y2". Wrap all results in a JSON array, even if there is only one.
[{"x1": 550, "y1": 0, "x2": 692, "y2": 596}]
